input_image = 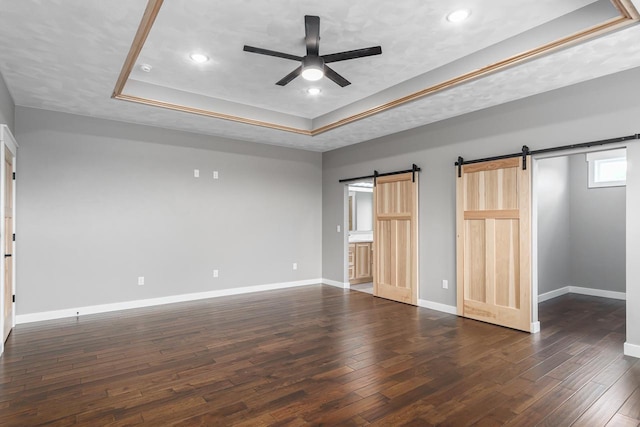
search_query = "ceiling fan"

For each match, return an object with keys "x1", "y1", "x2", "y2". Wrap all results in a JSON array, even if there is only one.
[{"x1": 243, "y1": 15, "x2": 382, "y2": 87}]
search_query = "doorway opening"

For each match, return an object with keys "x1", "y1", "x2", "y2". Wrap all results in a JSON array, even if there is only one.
[
  {"x1": 533, "y1": 146, "x2": 627, "y2": 330},
  {"x1": 345, "y1": 179, "x2": 374, "y2": 295}
]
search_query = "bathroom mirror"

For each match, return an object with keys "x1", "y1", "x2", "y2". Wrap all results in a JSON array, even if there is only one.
[{"x1": 348, "y1": 182, "x2": 373, "y2": 232}]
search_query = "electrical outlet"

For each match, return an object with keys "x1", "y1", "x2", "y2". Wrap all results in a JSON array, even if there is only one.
[
  {"x1": 442, "y1": 279, "x2": 448, "y2": 289},
  {"x1": 194, "y1": 169, "x2": 200, "y2": 178},
  {"x1": 293, "y1": 263, "x2": 298, "y2": 270},
  {"x1": 213, "y1": 171, "x2": 219, "y2": 179},
  {"x1": 213, "y1": 269, "x2": 219, "y2": 278},
  {"x1": 337, "y1": 225, "x2": 341, "y2": 232},
  {"x1": 138, "y1": 276, "x2": 145, "y2": 286}
]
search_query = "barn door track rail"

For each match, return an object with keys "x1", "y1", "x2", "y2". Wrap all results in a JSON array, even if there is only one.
[
  {"x1": 455, "y1": 133, "x2": 640, "y2": 177},
  {"x1": 340, "y1": 164, "x2": 421, "y2": 186}
]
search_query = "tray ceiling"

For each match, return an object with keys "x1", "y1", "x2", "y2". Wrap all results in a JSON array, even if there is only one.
[{"x1": 0, "y1": 0, "x2": 639, "y2": 151}]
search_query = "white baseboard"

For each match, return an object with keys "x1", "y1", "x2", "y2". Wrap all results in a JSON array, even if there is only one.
[
  {"x1": 570, "y1": 286, "x2": 626, "y2": 300},
  {"x1": 538, "y1": 286, "x2": 570, "y2": 303},
  {"x1": 16, "y1": 278, "x2": 322, "y2": 324},
  {"x1": 624, "y1": 342, "x2": 640, "y2": 359},
  {"x1": 322, "y1": 278, "x2": 349, "y2": 289},
  {"x1": 539, "y1": 286, "x2": 626, "y2": 302},
  {"x1": 531, "y1": 321, "x2": 541, "y2": 334},
  {"x1": 418, "y1": 299, "x2": 458, "y2": 315}
]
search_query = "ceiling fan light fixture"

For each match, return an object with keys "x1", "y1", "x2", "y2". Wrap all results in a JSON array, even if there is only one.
[
  {"x1": 189, "y1": 53, "x2": 209, "y2": 63},
  {"x1": 301, "y1": 56, "x2": 324, "y2": 81},
  {"x1": 302, "y1": 68, "x2": 323, "y2": 81},
  {"x1": 447, "y1": 9, "x2": 471, "y2": 23},
  {"x1": 243, "y1": 15, "x2": 381, "y2": 87}
]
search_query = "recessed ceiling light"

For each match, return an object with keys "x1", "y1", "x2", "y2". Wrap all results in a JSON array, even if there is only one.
[
  {"x1": 447, "y1": 9, "x2": 471, "y2": 23},
  {"x1": 307, "y1": 88, "x2": 321, "y2": 95},
  {"x1": 139, "y1": 64, "x2": 152, "y2": 72},
  {"x1": 189, "y1": 53, "x2": 209, "y2": 63}
]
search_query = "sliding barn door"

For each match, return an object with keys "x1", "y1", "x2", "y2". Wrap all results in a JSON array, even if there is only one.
[
  {"x1": 374, "y1": 172, "x2": 418, "y2": 305},
  {"x1": 456, "y1": 157, "x2": 532, "y2": 332}
]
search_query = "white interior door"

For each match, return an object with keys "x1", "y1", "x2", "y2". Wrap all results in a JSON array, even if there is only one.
[{"x1": 1, "y1": 125, "x2": 17, "y2": 348}]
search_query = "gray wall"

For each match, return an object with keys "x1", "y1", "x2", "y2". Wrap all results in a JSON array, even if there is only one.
[
  {"x1": 537, "y1": 157, "x2": 571, "y2": 294},
  {"x1": 15, "y1": 107, "x2": 322, "y2": 315},
  {"x1": 0, "y1": 72, "x2": 14, "y2": 132},
  {"x1": 323, "y1": 66, "x2": 640, "y2": 312},
  {"x1": 569, "y1": 153, "x2": 626, "y2": 292}
]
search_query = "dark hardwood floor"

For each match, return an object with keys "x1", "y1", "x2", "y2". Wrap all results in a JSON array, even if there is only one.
[{"x1": 0, "y1": 285, "x2": 638, "y2": 426}]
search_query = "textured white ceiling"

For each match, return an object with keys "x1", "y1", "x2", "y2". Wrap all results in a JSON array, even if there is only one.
[
  {"x1": 133, "y1": 0, "x2": 598, "y2": 118},
  {"x1": 0, "y1": 0, "x2": 638, "y2": 152}
]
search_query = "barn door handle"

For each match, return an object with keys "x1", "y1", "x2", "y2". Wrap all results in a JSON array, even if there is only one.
[{"x1": 4, "y1": 254, "x2": 11, "y2": 257}]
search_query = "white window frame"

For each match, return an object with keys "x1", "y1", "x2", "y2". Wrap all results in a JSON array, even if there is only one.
[{"x1": 587, "y1": 148, "x2": 626, "y2": 188}]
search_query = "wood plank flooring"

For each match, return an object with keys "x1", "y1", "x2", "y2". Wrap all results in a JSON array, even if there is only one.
[{"x1": 0, "y1": 285, "x2": 638, "y2": 426}]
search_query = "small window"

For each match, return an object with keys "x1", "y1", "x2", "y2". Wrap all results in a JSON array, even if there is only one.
[{"x1": 587, "y1": 148, "x2": 626, "y2": 188}]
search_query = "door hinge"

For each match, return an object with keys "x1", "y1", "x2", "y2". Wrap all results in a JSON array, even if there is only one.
[
  {"x1": 12, "y1": 295, "x2": 15, "y2": 303},
  {"x1": 12, "y1": 172, "x2": 15, "y2": 180},
  {"x1": 12, "y1": 233, "x2": 15, "y2": 241}
]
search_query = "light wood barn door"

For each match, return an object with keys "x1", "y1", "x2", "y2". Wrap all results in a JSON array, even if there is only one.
[
  {"x1": 374, "y1": 172, "x2": 418, "y2": 305},
  {"x1": 3, "y1": 147, "x2": 13, "y2": 343},
  {"x1": 456, "y1": 157, "x2": 532, "y2": 332}
]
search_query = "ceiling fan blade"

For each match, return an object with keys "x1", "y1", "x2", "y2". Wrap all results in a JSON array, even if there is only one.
[
  {"x1": 305, "y1": 15, "x2": 320, "y2": 56},
  {"x1": 243, "y1": 45, "x2": 302, "y2": 62},
  {"x1": 324, "y1": 65, "x2": 351, "y2": 87},
  {"x1": 322, "y1": 46, "x2": 382, "y2": 64},
  {"x1": 276, "y1": 66, "x2": 302, "y2": 86}
]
